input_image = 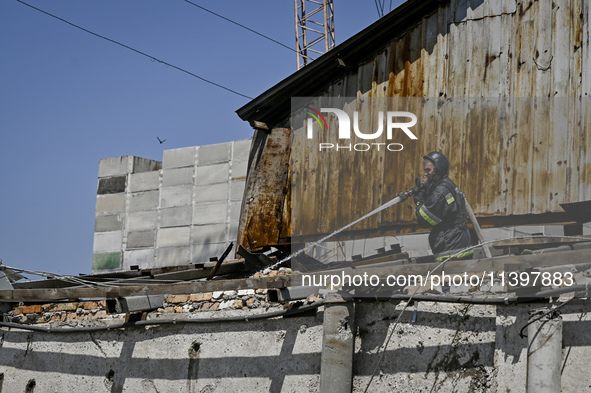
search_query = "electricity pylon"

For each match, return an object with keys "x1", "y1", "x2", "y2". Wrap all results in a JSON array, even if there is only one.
[{"x1": 295, "y1": 0, "x2": 335, "y2": 69}]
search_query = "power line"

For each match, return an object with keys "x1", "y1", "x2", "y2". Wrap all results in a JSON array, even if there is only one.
[
  {"x1": 16, "y1": 0, "x2": 254, "y2": 100},
  {"x1": 182, "y1": 0, "x2": 296, "y2": 53},
  {"x1": 374, "y1": 0, "x2": 389, "y2": 18}
]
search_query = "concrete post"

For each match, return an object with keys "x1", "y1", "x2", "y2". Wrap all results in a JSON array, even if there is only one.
[
  {"x1": 526, "y1": 314, "x2": 562, "y2": 393},
  {"x1": 319, "y1": 293, "x2": 355, "y2": 393}
]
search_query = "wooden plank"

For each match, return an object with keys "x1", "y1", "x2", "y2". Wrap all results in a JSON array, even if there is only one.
[
  {"x1": 582, "y1": 0, "x2": 591, "y2": 97},
  {"x1": 236, "y1": 131, "x2": 265, "y2": 252},
  {"x1": 296, "y1": 246, "x2": 591, "y2": 282},
  {"x1": 240, "y1": 128, "x2": 291, "y2": 250},
  {"x1": 0, "y1": 275, "x2": 292, "y2": 301},
  {"x1": 153, "y1": 260, "x2": 245, "y2": 281},
  {"x1": 492, "y1": 236, "x2": 591, "y2": 249},
  {"x1": 206, "y1": 243, "x2": 234, "y2": 280},
  {"x1": 4, "y1": 247, "x2": 591, "y2": 301}
]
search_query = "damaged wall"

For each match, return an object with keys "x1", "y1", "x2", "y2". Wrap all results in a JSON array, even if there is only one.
[
  {"x1": 236, "y1": 0, "x2": 591, "y2": 250},
  {"x1": 1, "y1": 300, "x2": 591, "y2": 392}
]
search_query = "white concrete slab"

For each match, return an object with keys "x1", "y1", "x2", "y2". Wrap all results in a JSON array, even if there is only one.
[
  {"x1": 162, "y1": 147, "x2": 196, "y2": 169},
  {"x1": 157, "y1": 226, "x2": 191, "y2": 248},
  {"x1": 160, "y1": 186, "x2": 193, "y2": 208},
  {"x1": 193, "y1": 202, "x2": 228, "y2": 225},
  {"x1": 197, "y1": 142, "x2": 230, "y2": 165},
  {"x1": 195, "y1": 163, "x2": 230, "y2": 185}
]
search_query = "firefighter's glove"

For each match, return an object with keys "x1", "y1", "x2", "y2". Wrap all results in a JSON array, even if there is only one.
[{"x1": 413, "y1": 191, "x2": 425, "y2": 206}]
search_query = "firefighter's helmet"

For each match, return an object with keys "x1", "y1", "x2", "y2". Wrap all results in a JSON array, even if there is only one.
[{"x1": 423, "y1": 151, "x2": 450, "y2": 175}]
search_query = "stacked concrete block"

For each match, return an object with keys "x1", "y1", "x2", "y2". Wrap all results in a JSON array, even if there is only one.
[
  {"x1": 93, "y1": 156, "x2": 162, "y2": 272},
  {"x1": 92, "y1": 140, "x2": 252, "y2": 273},
  {"x1": 156, "y1": 147, "x2": 196, "y2": 267},
  {"x1": 191, "y1": 143, "x2": 233, "y2": 262},
  {"x1": 123, "y1": 161, "x2": 162, "y2": 271},
  {"x1": 229, "y1": 139, "x2": 250, "y2": 239}
]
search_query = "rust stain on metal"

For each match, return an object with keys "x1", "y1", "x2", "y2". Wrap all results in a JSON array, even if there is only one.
[
  {"x1": 238, "y1": 128, "x2": 291, "y2": 251},
  {"x1": 240, "y1": 0, "x2": 591, "y2": 248}
]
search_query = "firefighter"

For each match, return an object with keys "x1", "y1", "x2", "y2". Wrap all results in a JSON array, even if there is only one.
[{"x1": 413, "y1": 151, "x2": 472, "y2": 259}]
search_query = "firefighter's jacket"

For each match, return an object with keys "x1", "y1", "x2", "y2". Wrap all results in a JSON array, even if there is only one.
[{"x1": 414, "y1": 175, "x2": 471, "y2": 255}]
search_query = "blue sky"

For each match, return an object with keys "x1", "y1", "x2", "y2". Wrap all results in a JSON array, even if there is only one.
[{"x1": 0, "y1": 0, "x2": 404, "y2": 277}]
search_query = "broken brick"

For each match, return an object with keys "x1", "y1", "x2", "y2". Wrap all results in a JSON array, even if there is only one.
[
  {"x1": 190, "y1": 293, "x2": 213, "y2": 302},
  {"x1": 92, "y1": 310, "x2": 108, "y2": 319},
  {"x1": 82, "y1": 301, "x2": 99, "y2": 310},
  {"x1": 14, "y1": 305, "x2": 43, "y2": 315},
  {"x1": 246, "y1": 298, "x2": 257, "y2": 307},
  {"x1": 43, "y1": 303, "x2": 79, "y2": 312},
  {"x1": 167, "y1": 295, "x2": 190, "y2": 304},
  {"x1": 200, "y1": 302, "x2": 219, "y2": 311}
]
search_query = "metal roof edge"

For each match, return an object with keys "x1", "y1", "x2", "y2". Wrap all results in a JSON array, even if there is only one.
[{"x1": 236, "y1": 0, "x2": 444, "y2": 127}]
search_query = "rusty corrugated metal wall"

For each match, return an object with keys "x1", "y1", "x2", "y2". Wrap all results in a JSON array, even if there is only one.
[{"x1": 239, "y1": 0, "x2": 591, "y2": 250}]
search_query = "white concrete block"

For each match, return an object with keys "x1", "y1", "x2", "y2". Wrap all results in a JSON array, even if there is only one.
[
  {"x1": 230, "y1": 201, "x2": 242, "y2": 222},
  {"x1": 195, "y1": 163, "x2": 230, "y2": 185},
  {"x1": 231, "y1": 160, "x2": 248, "y2": 179},
  {"x1": 128, "y1": 191, "x2": 159, "y2": 212},
  {"x1": 230, "y1": 180, "x2": 246, "y2": 201},
  {"x1": 159, "y1": 206, "x2": 192, "y2": 228},
  {"x1": 96, "y1": 194, "x2": 125, "y2": 214},
  {"x1": 94, "y1": 214, "x2": 124, "y2": 232},
  {"x1": 191, "y1": 243, "x2": 228, "y2": 263},
  {"x1": 544, "y1": 225, "x2": 564, "y2": 236},
  {"x1": 131, "y1": 156, "x2": 162, "y2": 173},
  {"x1": 193, "y1": 202, "x2": 228, "y2": 225},
  {"x1": 127, "y1": 210, "x2": 158, "y2": 231},
  {"x1": 93, "y1": 231, "x2": 123, "y2": 253},
  {"x1": 160, "y1": 186, "x2": 193, "y2": 208},
  {"x1": 228, "y1": 221, "x2": 240, "y2": 242},
  {"x1": 98, "y1": 156, "x2": 132, "y2": 178},
  {"x1": 232, "y1": 139, "x2": 252, "y2": 161},
  {"x1": 156, "y1": 246, "x2": 190, "y2": 267},
  {"x1": 481, "y1": 227, "x2": 516, "y2": 242},
  {"x1": 398, "y1": 233, "x2": 430, "y2": 257},
  {"x1": 92, "y1": 252, "x2": 122, "y2": 271},
  {"x1": 197, "y1": 142, "x2": 230, "y2": 165},
  {"x1": 162, "y1": 167, "x2": 194, "y2": 187},
  {"x1": 191, "y1": 223, "x2": 227, "y2": 244},
  {"x1": 194, "y1": 182, "x2": 229, "y2": 203},
  {"x1": 126, "y1": 230, "x2": 156, "y2": 249},
  {"x1": 123, "y1": 249, "x2": 155, "y2": 270},
  {"x1": 129, "y1": 171, "x2": 160, "y2": 192},
  {"x1": 99, "y1": 156, "x2": 161, "y2": 177},
  {"x1": 162, "y1": 147, "x2": 196, "y2": 169},
  {"x1": 157, "y1": 226, "x2": 191, "y2": 248}
]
